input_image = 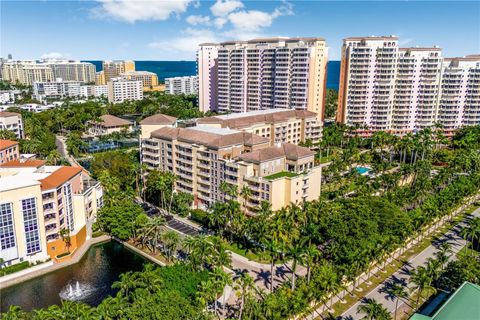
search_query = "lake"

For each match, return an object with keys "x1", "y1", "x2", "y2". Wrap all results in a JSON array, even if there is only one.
[{"x1": 0, "y1": 241, "x2": 148, "y2": 312}]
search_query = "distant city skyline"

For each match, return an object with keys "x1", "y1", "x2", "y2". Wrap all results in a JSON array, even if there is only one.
[{"x1": 1, "y1": 0, "x2": 479, "y2": 61}]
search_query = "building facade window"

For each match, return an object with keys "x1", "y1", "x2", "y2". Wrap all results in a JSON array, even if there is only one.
[
  {"x1": 21, "y1": 198, "x2": 41, "y2": 254},
  {"x1": 63, "y1": 184, "x2": 75, "y2": 232},
  {"x1": 0, "y1": 202, "x2": 16, "y2": 250}
]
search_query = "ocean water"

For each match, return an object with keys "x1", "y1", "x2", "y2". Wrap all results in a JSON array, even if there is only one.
[{"x1": 85, "y1": 60, "x2": 340, "y2": 89}]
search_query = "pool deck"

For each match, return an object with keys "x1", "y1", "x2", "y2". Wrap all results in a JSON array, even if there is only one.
[{"x1": 0, "y1": 235, "x2": 111, "y2": 290}]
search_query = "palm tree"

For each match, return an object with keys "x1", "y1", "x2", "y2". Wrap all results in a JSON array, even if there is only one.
[
  {"x1": 144, "y1": 216, "x2": 166, "y2": 253},
  {"x1": 239, "y1": 185, "x2": 252, "y2": 212},
  {"x1": 47, "y1": 149, "x2": 62, "y2": 165},
  {"x1": 161, "y1": 230, "x2": 180, "y2": 261},
  {"x1": 112, "y1": 271, "x2": 137, "y2": 298},
  {"x1": 287, "y1": 241, "x2": 304, "y2": 291},
  {"x1": 460, "y1": 217, "x2": 480, "y2": 253},
  {"x1": 434, "y1": 242, "x2": 451, "y2": 271},
  {"x1": 386, "y1": 283, "x2": 409, "y2": 320},
  {"x1": 301, "y1": 245, "x2": 320, "y2": 283},
  {"x1": 410, "y1": 266, "x2": 436, "y2": 307},
  {"x1": 357, "y1": 298, "x2": 391, "y2": 320},
  {"x1": 212, "y1": 267, "x2": 232, "y2": 317},
  {"x1": 264, "y1": 239, "x2": 281, "y2": 292},
  {"x1": 234, "y1": 272, "x2": 255, "y2": 320},
  {"x1": 59, "y1": 228, "x2": 72, "y2": 254}
]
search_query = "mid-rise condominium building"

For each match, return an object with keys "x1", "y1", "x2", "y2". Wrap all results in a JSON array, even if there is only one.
[
  {"x1": 0, "y1": 111, "x2": 24, "y2": 139},
  {"x1": 103, "y1": 60, "x2": 135, "y2": 83},
  {"x1": 337, "y1": 36, "x2": 480, "y2": 135},
  {"x1": 165, "y1": 76, "x2": 198, "y2": 95},
  {"x1": 0, "y1": 140, "x2": 19, "y2": 164},
  {"x1": 33, "y1": 78, "x2": 82, "y2": 100},
  {"x1": 0, "y1": 161, "x2": 103, "y2": 266},
  {"x1": 1, "y1": 61, "x2": 54, "y2": 86},
  {"x1": 198, "y1": 37, "x2": 328, "y2": 118},
  {"x1": 139, "y1": 114, "x2": 321, "y2": 214},
  {"x1": 107, "y1": 78, "x2": 143, "y2": 103},
  {"x1": 44, "y1": 60, "x2": 96, "y2": 83},
  {"x1": 197, "y1": 109, "x2": 322, "y2": 145},
  {"x1": 79, "y1": 84, "x2": 108, "y2": 98},
  {"x1": 120, "y1": 71, "x2": 159, "y2": 89}
]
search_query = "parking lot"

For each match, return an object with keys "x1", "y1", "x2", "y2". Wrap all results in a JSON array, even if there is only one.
[{"x1": 137, "y1": 200, "x2": 200, "y2": 236}]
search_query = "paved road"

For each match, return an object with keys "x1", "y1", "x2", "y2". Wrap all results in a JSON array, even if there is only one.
[{"x1": 340, "y1": 206, "x2": 480, "y2": 320}]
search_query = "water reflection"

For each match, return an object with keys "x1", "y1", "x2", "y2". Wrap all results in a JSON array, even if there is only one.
[{"x1": 1, "y1": 241, "x2": 147, "y2": 312}]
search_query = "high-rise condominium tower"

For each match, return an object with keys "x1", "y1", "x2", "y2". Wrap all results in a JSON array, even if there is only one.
[
  {"x1": 337, "y1": 36, "x2": 480, "y2": 135},
  {"x1": 198, "y1": 38, "x2": 328, "y2": 119},
  {"x1": 102, "y1": 60, "x2": 135, "y2": 82}
]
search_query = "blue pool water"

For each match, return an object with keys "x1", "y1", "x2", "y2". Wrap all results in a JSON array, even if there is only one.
[{"x1": 356, "y1": 167, "x2": 370, "y2": 175}]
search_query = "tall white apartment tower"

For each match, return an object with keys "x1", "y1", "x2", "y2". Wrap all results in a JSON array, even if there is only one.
[
  {"x1": 337, "y1": 36, "x2": 399, "y2": 131},
  {"x1": 338, "y1": 36, "x2": 480, "y2": 135},
  {"x1": 438, "y1": 55, "x2": 480, "y2": 134},
  {"x1": 392, "y1": 48, "x2": 443, "y2": 134},
  {"x1": 198, "y1": 38, "x2": 328, "y2": 119}
]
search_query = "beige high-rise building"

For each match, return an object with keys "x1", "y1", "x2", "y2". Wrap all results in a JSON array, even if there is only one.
[
  {"x1": 95, "y1": 71, "x2": 106, "y2": 85},
  {"x1": 197, "y1": 109, "x2": 322, "y2": 145},
  {"x1": 102, "y1": 60, "x2": 135, "y2": 83},
  {"x1": 120, "y1": 71, "x2": 159, "y2": 89},
  {"x1": 198, "y1": 38, "x2": 328, "y2": 119},
  {"x1": 337, "y1": 36, "x2": 480, "y2": 135},
  {"x1": 0, "y1": 111, "x2": 24, "y2": 139},
  {"x1": 1, "y1": 61, "x2": 54, "y2": 85},
  {"x1": 0, "y1": 161, "x2": 103, "y2": 266},
  {"x1": 141, "y1": 125, "x2": 321, "y2": 214},
  {"x1": 45, "y1": 60, "x2": 96, "y2": 83}
]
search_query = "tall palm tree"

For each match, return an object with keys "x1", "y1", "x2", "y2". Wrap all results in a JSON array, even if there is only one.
[
  {"x1": 264, "y1": 239, "x2": 281, "y2": 292},
  {"x1": 161, "y1": 230, "x2": 180, "y2": 261},
  {"x1": 410, "y1": 266, "x2": 436, "y2": 307},
  {"x1": 144, "y1": 216, "x2": 166, "y2": 253},
  {"x1": 386, "y1": 283, "x2": 409, "y2": 320},
  {"x1": 287, "y1": 241, "x2": 304, "y2": 291},
  {"x1": 301, "y1": 245, "x2": 320, "y2": 283},
  {"x1": 239, "y1": 185, "x2": 252, "y2": 212},
  {"x1": 357, "y1": 298, "x2": 391, "y2": 320},
  {"x1": 234, "y1": 272, "x2": 255, "y2": 320},
  {"x1": 461, "y1": 217, "x2": 480, "y2": 253},
  {"x1": 434, "y1": 242, "x2": 451, "y2": 271}
]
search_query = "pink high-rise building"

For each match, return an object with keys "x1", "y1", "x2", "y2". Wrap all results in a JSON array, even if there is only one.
[{"x1": 198, "y1": 38, "x2": 328, "y2": 119}]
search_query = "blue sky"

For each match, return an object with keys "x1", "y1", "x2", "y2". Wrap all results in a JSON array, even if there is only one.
[{"x1": 1, "y1": 1, "x2": 479, "y2": 61}]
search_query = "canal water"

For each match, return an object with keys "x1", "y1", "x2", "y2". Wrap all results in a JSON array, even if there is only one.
[{"x1": 1, "y1": 241, "x2": 148, "y2": 312}]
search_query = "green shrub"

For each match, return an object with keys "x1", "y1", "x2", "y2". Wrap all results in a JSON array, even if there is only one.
[
  {"x1": 189, "y1": 209, "x2": 208, "y2": 226},
  {"x1": 56, "y1": 252, "x2": 71, "y2": 259},
  {"x1": 0, "y1": 261, "x2": 30, "y2": 276}
]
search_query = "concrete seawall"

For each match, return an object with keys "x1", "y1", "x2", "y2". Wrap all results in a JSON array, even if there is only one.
[{"x1": 0, "y1": 235, "x2": 110, "y2": 289}]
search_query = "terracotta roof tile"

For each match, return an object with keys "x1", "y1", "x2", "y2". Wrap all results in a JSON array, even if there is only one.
[
  {"x1": 0, "y1": 111, "x2": 21, "y2": 118},
  {"x1": 140, "y1": 113, "x2": 177, "y2": 125},
  {"x1": 0, "y1": 140, "x2": 18, "y2": 151},
  {"x1": 0, "y1": 159, "x2": 45, "y2": 168},
  {"x1": 93, "y1": 115, "x2": 132, "y2": 128},
  {"x1": 237, "y1": 143, "x2": 314, "y2": 163},
  {"x1": 150, "y1": 127, "x2": 268, "y2": 149},
  {"x1": 197, "y1": 109, "x2": 317, "y2": 129},
  {"x1": 39, "y1": 166, "x2": 82, "y2": 190}
]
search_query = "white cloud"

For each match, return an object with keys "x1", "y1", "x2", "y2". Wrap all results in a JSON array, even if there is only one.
[
  {"x1": 40, "y1": 52, "x2": 67, "y2": 60},
  {"x1": 148, "y1": 28, "x2": 219, "y2": 53},
  {"x1": 93, "y1": 0, "x2": 193, "y2": 23},
  {"x1": 210, "y1": 0, "x2": 243, "y2": 17},
  {"x1": 227, "y1": 1, "x2": 293, "y2": 32},
  {"x1": 186, "y1": 15, "x2": 211, "y2": 26},
  {"x1": 213, "y1": 17, "x2": 227, "y2": 28}
]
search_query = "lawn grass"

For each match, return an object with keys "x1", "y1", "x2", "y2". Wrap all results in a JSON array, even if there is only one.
[
  {"x1": 225, "y1": 241, "x2": 271, "y2": 264},
  {"x1": 264, "y1": 171, "x2": 299, "y2": 180}
]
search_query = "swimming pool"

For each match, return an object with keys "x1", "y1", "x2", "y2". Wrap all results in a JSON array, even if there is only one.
[{"x1": 356, "y1": 166, "x2": 370, "y2": 175}]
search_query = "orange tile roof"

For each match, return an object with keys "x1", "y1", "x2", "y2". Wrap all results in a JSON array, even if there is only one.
[
  {"x1": 0, "y1": 140, "x2": 18, "y2": 151},
  {"x1": 0, "y1": 159, "x2": 45, "y2": 168},
  {"x1": 39, "y1": 166, "x2": 82, "y2": 190}
]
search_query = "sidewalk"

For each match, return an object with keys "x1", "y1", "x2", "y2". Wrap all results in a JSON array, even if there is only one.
[{"x1": 0, "y1": 235, "x2": 110, "y2": 289}]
